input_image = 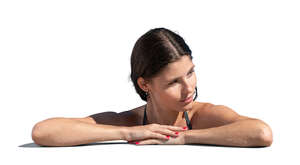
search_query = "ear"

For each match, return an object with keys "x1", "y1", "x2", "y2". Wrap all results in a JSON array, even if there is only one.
[{"x1": 137, "y1": 77, "x2": 150, "y2": 92}]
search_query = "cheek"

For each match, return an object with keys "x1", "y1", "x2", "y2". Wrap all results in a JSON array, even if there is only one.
[
  {"x1": 152, "y1": 86, "x2": 175, "y2": 102},
  {"x1": 191, "y1": 74, "x2": 197, "y2": 86},
  {"x1": 159, "y1": 88, "x2": 178, "y2": 101},
  {"x1": 159, "y1": 75, "x2": 197, "y2": 102}
]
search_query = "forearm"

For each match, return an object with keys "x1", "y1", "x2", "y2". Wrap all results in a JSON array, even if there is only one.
[
  {"x1": 184, "y1": 119, "x2": 273, "y2": 147},
  {"x1": 32, "y1": 118, "x2": 126, "y2": 146}
]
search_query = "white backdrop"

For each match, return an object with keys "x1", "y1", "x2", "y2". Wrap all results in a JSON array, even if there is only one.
[{"x1": 1, "y1": 0, "x2": 299, "y2": 164}]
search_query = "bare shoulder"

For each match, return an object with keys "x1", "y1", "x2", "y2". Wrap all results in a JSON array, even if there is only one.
[
  {"x1": 191, "y1": 102, "x2": 253, "y2": 129},
  {"x1": 191, "y1": 101, "x2": 214, "y2": 115},
  {"x1": 87, "y1": 105, "x2": 145, "y2": 126},
  {"x1": 117, "y1": 105, "x2": 146, "y2": 126}
]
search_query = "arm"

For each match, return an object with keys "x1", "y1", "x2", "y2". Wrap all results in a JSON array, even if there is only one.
[
  {"x1": 32, "y1": 117, "x2": 127, "y2": 147},
  {"x1": 117, "y1": 104, "x2": 273, "y2": 146},
  {"x1": 184, "y1": 118, "x2": 273, "y2": 147},
  {"x1": 184, "y1": 104, "x2": 273, "y2": 147}
]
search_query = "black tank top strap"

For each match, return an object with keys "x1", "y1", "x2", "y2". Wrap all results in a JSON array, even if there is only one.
[
  {"x1": 184, "y1": 111, "x2": 193, "y2": 130},
  {"x1": 143, "y1": 105, "x2": 148, "y2": 125}
]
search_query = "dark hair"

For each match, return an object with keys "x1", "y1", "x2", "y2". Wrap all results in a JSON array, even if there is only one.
[{"x1": 130, "y1": 27, "x2": 198, "y2": 102}]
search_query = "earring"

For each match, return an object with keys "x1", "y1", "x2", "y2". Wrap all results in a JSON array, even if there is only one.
[{"x1": 145, "y1": 91, "x2": 150, "y2": 98}]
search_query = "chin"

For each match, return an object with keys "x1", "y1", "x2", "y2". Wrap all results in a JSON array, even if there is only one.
[{"x1": 178, "y1": 100, "x2": 194, "y2": 111}]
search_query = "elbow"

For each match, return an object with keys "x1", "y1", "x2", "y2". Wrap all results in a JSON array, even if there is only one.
[
  {"x1": 32, "y1": 120, "x2": 53, "y2": 146},
  {"x1": 260, "y1": 128, "x2": 273, "y2": 147},
  {"x1": 256, "y1": 121, "x2": 273, "y2": 147},
  {"x1": 31, "y1": 122, "x2": 45, "y2": 146}
]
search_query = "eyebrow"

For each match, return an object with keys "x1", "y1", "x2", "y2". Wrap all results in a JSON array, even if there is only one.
[{"x1": 167, "y1": 65, "x2": 195, "y2": 82}]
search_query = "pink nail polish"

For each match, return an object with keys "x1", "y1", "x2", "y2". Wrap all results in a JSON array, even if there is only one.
[
  {"x1": 175, "y1": 132, "x2": 179, "y2": 135},
  {"x1": 166, "y1": 135, "x2": 170, "y2": 139},
  {"x1": 183, "y1": 126, "x2": 187, "y2": 130},
  {"x1": 135, "y1": 142, "x2": 140, "y2": 144}
]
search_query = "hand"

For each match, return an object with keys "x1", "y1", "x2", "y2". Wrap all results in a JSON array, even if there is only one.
[
  {"x1": 123, "y1": 123, "x2": 187, "y2": 142},
  {"x1": 129, "y1": 130, "x2": 187, "y2": 145}
]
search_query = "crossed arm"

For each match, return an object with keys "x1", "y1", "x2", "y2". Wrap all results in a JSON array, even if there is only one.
[
  {"x1": 32, "y1": 105, "x2": 273, "y2": 147},
  {"x1": 183, "y1": 119, "x2": 273, "y2": 147},
  {"x1": 136, "y1": 105, "x2": 273, "y2": 147}
]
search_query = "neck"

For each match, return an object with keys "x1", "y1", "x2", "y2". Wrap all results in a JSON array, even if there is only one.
[{"x1": 145, "y1": 99, "x2": 185, "y2": 125}]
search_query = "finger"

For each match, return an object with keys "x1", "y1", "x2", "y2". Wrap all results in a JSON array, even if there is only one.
[
  {"x1": 138, "y1": 139, "x2": 163, "y2": 145},
  {"x1": 162, "y1": 125, "x2": 187, "y2": 131},
  {"x1": 160, "y1": 125, "x2": 188, "y2": 136},
  {"x1": 149, "y1": 131, "x2": 171, "y2": 140},
  {"x1": 154, "y1": 129, "x2": 180, "y2": 137}
]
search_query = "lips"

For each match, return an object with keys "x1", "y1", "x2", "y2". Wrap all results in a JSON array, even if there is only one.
[{"x1": 180, "y1": 95, "x2": 193, "y2": 102}]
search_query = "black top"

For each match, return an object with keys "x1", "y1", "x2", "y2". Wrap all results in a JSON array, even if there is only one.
[{"x1": 143, "y1": 105, "x2": 192, "y2": 130}]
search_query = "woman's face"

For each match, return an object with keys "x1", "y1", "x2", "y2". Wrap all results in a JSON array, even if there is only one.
[{"x1": 148, "y1": 55, "x2": 197, "y2": 111}]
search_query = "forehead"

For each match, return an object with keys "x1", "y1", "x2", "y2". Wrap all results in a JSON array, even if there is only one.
[{"x1": 155, "y1": 56, "x2": 194, "y2": 81}]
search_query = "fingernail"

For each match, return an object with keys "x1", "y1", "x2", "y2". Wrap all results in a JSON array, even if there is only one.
[
  {"x1": 135, "y1": 142, "x2": 140, "y2": 145},
  {"x1": 183, "y1": 126, "x2": 187, "y2": 130},
  {"x1": 175, "y1": 132, "x2": 179, "y2": 135},
  {"x1": 166, "y1": 135, "x2": 170, "y2": 139}
]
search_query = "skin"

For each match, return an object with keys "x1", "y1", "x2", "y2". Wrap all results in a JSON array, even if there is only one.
[
  {"x1": 137, "y1": 55, "x2": 197, "y2": 126},
  {"x1": 132, "y1": 55, "x2": 273, "y2": 146},
  {"x1": 31, "y1": 55, "x2": 273, "y2": 147}
]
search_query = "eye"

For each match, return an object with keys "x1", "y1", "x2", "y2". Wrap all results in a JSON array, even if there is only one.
[
  {"x1": 169, "y1": 80, "x2": 178, "y2": 85},
  {"x1": 188, "y1": 69, "x2": 194, "y2": 76},
  {"x1": 168, "y1": 70, "x2": 194, "y2": 86}
]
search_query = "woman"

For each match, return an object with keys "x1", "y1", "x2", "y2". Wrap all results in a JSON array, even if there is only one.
[{"x1": 32, "y1": 27, "x2": 273, "y2": 147}]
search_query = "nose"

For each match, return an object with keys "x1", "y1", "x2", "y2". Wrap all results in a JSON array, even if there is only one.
[{"x1": 181, "y1": 78, "x2": 194, "y2": 97}]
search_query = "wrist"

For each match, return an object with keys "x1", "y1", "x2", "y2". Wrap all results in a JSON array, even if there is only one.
[
  {"x1": 119, "y1": 126, "x2": 130, "y2": 141},
  {"x1": 183, "y1": 130, "x2": 193, "y2": 144}
]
